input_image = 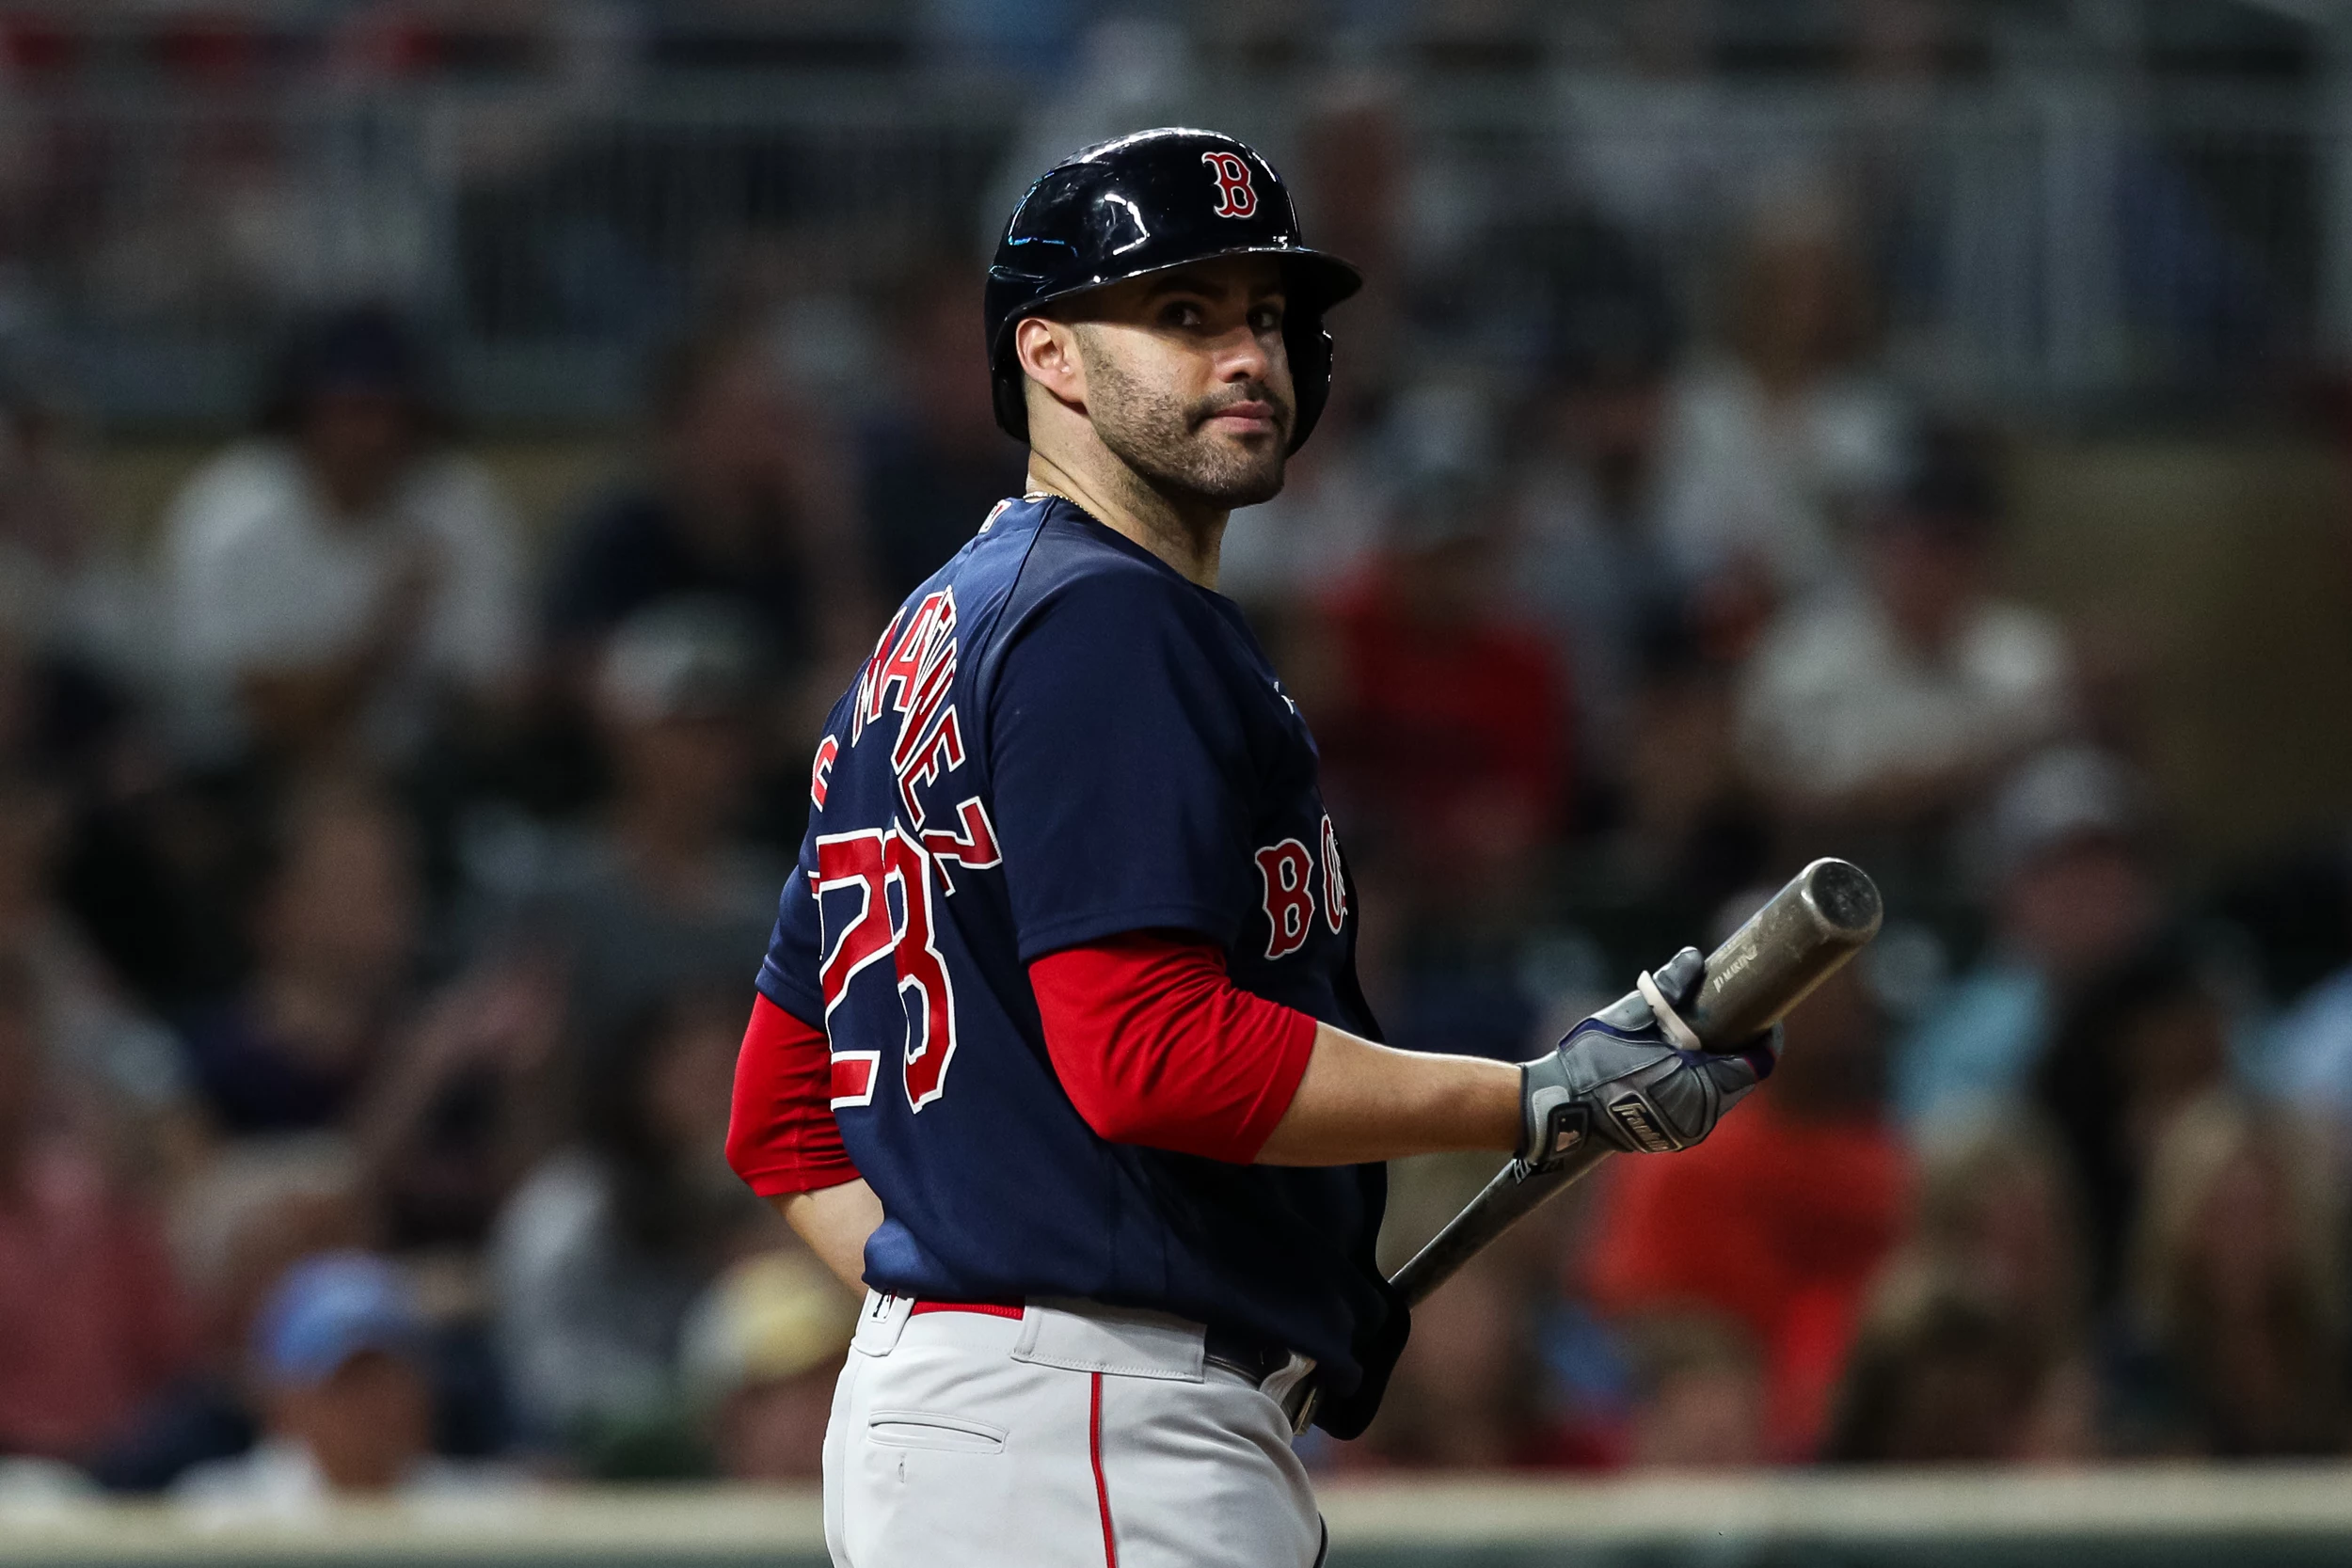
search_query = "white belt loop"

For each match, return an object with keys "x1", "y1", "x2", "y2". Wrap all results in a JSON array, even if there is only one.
[{"x1": 851, "y1": 1291, "x2": 915, "y2": 1356}]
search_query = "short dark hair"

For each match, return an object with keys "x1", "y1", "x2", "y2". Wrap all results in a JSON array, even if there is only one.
[
  {"x1": 258, "y1": 304, "x2": 449, "y2": 438},
  {"x1": 1882, "y1": 422, "x2": 2003, "y2": 536}
]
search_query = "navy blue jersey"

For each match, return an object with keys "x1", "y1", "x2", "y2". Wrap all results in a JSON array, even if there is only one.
[{"x1": 755, "y1": 495, "x2": 1401, "y2": 1414}]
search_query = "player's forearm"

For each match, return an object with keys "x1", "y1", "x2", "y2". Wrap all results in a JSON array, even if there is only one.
[
  {"x1": 1253, "y1": 1023, "x2": 1520, "y2": 1165},
  {"x1": 767, "y1": 1178, "x2": 884, "y2": 1296}
]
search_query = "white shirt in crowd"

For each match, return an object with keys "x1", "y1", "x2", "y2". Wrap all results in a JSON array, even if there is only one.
[
  {"x1": 161, "y1": 438, "x2": 524, "y2": 760},
  {"x1": 1657, "y1": 359, "x2": 1906, "y2": 595},
  {"x1": 1737, "y1": 587, "x2": 2074, "y2": 803}
]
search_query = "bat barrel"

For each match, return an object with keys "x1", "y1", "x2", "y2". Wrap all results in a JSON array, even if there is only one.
[{"x1": 1683, "y1": 857, "x2": 1882, "y2": 1051}]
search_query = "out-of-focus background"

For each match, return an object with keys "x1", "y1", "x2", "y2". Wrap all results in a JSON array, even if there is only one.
[{"x1": 1, "y1": 0, "x2": 2351, "y2": 1562}]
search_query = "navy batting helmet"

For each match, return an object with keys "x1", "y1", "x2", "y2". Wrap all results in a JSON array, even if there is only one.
[{"x1": 985, "y1": 128, "x2": 1362, "y2": 453}]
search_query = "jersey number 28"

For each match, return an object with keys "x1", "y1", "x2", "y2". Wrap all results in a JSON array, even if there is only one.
[{"x1": 813, "y1": 827, "x2": 958, "y2": 1113}]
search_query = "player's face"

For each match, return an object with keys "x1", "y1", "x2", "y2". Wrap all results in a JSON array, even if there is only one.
[{"x1": 1069, "y1": 256, "x2": 1295, "y2": 510}]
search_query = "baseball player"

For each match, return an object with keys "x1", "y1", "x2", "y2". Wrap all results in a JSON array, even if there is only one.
[{"x1": 725, "y1": 128, "x2": 1780, "y2": 1567}]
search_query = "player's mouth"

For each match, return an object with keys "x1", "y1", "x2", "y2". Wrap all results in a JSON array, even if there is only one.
[{"x1": 1200, "y1": 399, "x2": 1280, "y2": 437}]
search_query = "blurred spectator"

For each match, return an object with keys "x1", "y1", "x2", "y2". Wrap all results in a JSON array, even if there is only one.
[
  {"x1": 541, "y1": 319, "x2": 866, "y2": 743},
  {"x1": 1294, "y1": 75, "x2": 1410, "y2": 388},
  {"x1": 1510, "y1": 267, "x2": 1686, "y2": 772},
  {"x1": 488, "y1": 984, "x2": 769, "y2": 1469},
  {"x1": 1583, "y1": 620, "x2": 1774, "y2": 931},
  {"x1": 0, "y1": 765, "x2": 191, "y2": 1147},
  {"x1": 677, "y1": 1250, "x2": 858, "y2": 1482},
  {"x1": 1353, "y1": 1249, "x2": 1567, "y2": 1469},
  {"x1": 163, "y1": 306, "x2": 524, "y2": 766},
  {"x1": 1899, "y1": 1117, "x2": 2098, "y2": 1459},
  {"x1": 2034, "y1": 930, "x2": 2234, "y2": 1303},
  {"x1": 1821, "y1": 1262, "x2": 2057, "y2": 1464},
  {"x1": 1617, "y1": 1311, "x2": 1768, "y2": 1470},
  {"x1": 1583, "y1": 959, "x2": 1907, "y2": 1458},
  {"x1": 464, "y1": 602, "x2": 785, "y2": 1066},
  {"x1": 172, "y1": 1252, "x2": 512, "y2": 1513},
  {"x1": 1737, "y1": 426, "x2": 2074, "y2": 843},
  {"x1": 355, "y1": 958, "x2": 564, "y2": 1249},
  {"x1": 2110, "y1": 1095, "x2": 2345, "y2": 1457},
  {"x1": 1658, "y1": 193, "x2": 1905, "y2": 604},
  {"x1": 1897, "y1": 746, "x2": 2160, "y2": 1126},
  {"x1": 0, "y1": 950, "x2": 194, "y2": 1465},
  {"x1": 0, "y1": 348, "x2": 155, "y2": 684},
  {"x1": 1556, "y1": 3, "x2": 1744, "y2": 264},
  {"x1": 0, "y1": 555, "x2": 132, "y2": 792},
  {"x1": 2265, "y1": 941, "x2": 2352, "y2": 1157},
  {"x1": 176, "y1": 773, "x2": 422, "y2": 1136},
  {"x1": 1318, "y1": 390, "x2": 1573, "y2": 915},
  {"x1": 2032, "y1": 926, "x2": 2230, "y2": 1307},
  {"x1": 857, "y1": 266, "x2": 1025, "y2": 599},
  {"x1": 95, "y1": 1137, "x2": 371, "y2": 1492}
]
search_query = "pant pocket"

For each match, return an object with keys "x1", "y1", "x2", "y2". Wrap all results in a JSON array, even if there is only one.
[{"x1": 865, "y1": 1407, "x2": 1009, "y2": 1454}]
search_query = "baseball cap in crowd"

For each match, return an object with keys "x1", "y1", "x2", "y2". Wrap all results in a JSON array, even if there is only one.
[
  {"x1": 678, "y1": 1252, "x2": 859, "y2": 1409},
  {"x1": 1986, "y1": 744, "x2": 2150, "y2": 883},
  {"x1": 259, "y1": 305, "x2": 447, "y2": 434},
  {"x1": 596, "y1": 597, "x2": 768, "y2": 723},
  {"x1": 251, "y1": 1252, "x2": 427, "y2": 1389},
  {"x1": 1876, "y1": 423, "x2": 2003, "y2": 542},
  {"x1": 1379, "y1": 383, "x2": 1503, "y2": 552}
]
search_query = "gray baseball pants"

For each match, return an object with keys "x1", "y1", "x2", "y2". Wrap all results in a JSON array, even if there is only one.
[{"x1": 823, "y1": 1291, "x2": 1324, "y2": 1568}]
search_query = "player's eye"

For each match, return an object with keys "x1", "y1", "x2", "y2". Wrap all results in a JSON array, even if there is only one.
[
  {"x1": 1248, "y1": 303, "x2": 1285, "y2": 334},
  {"x1": 1160, "y1": 299, "x2": 1206, "y2": 329}
]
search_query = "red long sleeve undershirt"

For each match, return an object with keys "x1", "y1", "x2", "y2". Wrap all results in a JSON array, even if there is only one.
[
  {"x1": 1030, "y1": 931, "x2": 1319, "y2": 1163},
  {"x1": 724, "y1": 933, "x2": 1320, "y2": 1197},
  {"x1": 726, "y1": 994, "x2": 861, "y2": 1198}
]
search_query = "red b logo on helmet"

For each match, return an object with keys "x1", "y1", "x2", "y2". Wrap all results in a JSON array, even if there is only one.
[{"x1": 1201, "y1": 150, "x2": 1258, "y2": 219}]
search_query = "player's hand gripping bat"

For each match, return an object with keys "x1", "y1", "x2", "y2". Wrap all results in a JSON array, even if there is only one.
[{"x1": 1388, "y1": 857, "x2": 1883, "y2": 1307}]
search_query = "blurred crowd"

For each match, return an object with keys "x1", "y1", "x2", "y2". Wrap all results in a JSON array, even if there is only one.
[
  {"x1": 0, "y1": 297, "x2": 887, "y2": 1510},
  {"x1": 0, "y1": 0, "x2": 2344, "y2": 1516}
]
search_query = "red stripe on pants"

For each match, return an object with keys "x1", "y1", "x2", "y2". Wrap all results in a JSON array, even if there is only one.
[{"x1": 1090, "y1": 1370, "x2": 1118, "y2": 1567}]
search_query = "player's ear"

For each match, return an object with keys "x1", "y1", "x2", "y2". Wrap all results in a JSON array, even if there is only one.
[{"x1": 1013, "y1": 315, "x2": 1086, "y2": 412}]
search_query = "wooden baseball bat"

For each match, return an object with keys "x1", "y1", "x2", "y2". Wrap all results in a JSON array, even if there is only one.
[{"x1": 1387, "y1": 857, "x2": 1883, "y2": 1307}]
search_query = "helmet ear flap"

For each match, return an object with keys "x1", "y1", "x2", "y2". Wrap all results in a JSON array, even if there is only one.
[
  {"x1": 1285, "y1": 313, "x2": 1334, "y2": 454},
  {"x1": 991, "y1": 341, "x2": 1029, "y2": 444}
]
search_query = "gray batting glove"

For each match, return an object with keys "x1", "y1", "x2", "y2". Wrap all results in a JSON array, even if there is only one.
[{"x1": 1517, "y1": 946, "x2": 1783, "y2": 1169}]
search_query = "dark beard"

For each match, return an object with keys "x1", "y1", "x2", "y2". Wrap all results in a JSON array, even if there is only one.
[{"x1": 1080, "y1": 341, "x2": 1291, "y2": 510}]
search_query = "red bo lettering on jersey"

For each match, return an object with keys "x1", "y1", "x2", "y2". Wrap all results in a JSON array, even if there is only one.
[
  {"x1": 1256, "y1": 838, "x2": 1315, "y2": 958},
  {"x1": 1319, "y1": 815, "x2": 1348, "y2": 935}
]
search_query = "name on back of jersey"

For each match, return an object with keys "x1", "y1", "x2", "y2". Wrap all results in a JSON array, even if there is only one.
[{"x1": 814, "y1": 586, "x2": 1003, "y2": 885}]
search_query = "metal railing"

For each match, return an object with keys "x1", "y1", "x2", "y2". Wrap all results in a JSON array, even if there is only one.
[
  {"x1": 0, "y1": 71, "x2": 2331, "y2": 425},
  {"x1": 4, "y1": 1466, "x2": 2352, "y2": 1566}
]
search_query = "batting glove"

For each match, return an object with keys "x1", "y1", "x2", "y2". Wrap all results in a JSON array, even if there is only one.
[{"x1": 1517, "y1": 946, "x2": 1782, "y2": 1170}]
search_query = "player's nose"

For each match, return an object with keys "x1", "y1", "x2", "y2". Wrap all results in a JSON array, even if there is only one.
[{"x1": 1206, "y1": 321, "x2": 1271, "y2": 382}]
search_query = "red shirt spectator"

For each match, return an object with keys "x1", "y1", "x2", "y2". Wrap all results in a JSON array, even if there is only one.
[
  {"x1": 0, "y1": 1138, "x2": 194, "y2": 1461},
  {"x1": 1581, "y1": 966, "x2": 1908, "y2": 1458},
  {"x1": 0, "y1": 954, "x2": 193, "y2": 1462},
  {"x1": 1319, "y1": 542, "x2": 1574, "y2": 895}
]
